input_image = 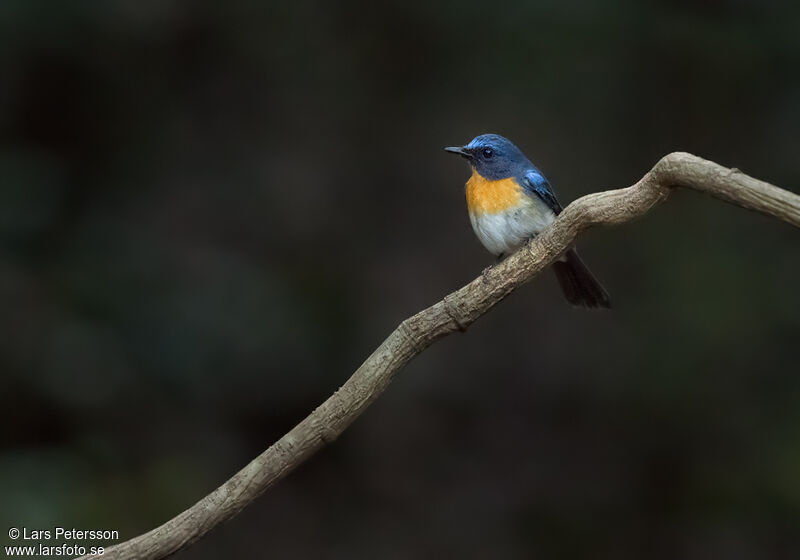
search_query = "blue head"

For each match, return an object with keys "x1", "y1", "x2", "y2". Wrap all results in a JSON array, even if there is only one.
[{"x1": 445, "y1": 134, "x2": 533, "y2": 180}]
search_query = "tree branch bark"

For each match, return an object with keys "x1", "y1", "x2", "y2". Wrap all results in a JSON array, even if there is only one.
[{"x1": 79, "y1": 152, "x2": 800, "y2": 560}]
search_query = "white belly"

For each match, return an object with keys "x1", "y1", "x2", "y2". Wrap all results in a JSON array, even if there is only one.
[{"x1": 469, "y1": 196, "x2": 556, "y2": 257}]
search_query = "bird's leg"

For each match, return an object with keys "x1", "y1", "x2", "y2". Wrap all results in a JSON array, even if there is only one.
[{"x1": 481, "y1": 253, "x2": 504, "y2": 281}]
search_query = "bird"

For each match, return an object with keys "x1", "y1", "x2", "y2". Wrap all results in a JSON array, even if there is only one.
[{"x1": 445, "y1": 133, "x2": 610, "y2": 309}]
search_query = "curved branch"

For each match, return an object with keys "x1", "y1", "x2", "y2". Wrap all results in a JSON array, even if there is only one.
[{"x1": 79, "y1": 152, "x2": 800, "y2": 560}]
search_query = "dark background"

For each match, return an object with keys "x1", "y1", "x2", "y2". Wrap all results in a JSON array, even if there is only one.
[{"x1": 1, "y1": 1, "x2": 799, "y2": 558}]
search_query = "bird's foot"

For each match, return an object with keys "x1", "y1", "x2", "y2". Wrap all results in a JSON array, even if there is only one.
[{"x1": 481, "y1": 253, "x2": 504, "y2": 282}]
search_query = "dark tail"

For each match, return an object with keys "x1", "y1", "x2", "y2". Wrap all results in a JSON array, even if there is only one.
[{"x1": 552, "y1": 249, "x2": 611, "y2": 309}]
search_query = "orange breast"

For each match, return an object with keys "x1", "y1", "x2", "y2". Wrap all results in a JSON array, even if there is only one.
[{"x1": 465, "y1": 169, "x2": 522, "y2": 215}]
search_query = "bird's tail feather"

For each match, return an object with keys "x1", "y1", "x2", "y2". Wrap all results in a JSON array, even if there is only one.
[{"x1": 552, "y1": 249, "x2": 611, "y2": 309}]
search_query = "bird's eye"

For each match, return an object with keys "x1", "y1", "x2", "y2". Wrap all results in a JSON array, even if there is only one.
[{"x1": 482, "y1": 148, "x2": 494, "y2": 159}]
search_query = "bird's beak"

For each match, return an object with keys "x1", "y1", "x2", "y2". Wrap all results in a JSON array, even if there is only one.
[{"x1": 444, "y1": 145, "x2": 471, "y2": 159}]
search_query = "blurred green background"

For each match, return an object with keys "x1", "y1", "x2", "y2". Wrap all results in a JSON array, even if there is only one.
[{"x1": 1, "y1": 1, "x2": 799, "y2": 558}]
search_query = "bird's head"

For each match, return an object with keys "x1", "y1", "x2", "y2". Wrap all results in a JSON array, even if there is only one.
[{"x1": 445, "y1": 134, "x2": 530, "y2": 180}]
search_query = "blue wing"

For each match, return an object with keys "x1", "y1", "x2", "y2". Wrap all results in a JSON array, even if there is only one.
[{"x1": 519, "y1": 169, "x2": 563, "y2": 215}]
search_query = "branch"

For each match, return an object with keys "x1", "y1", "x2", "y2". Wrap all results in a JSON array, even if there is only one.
[{"x1": 79, "y1": 152, "x2": 800, "y2": 560}]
